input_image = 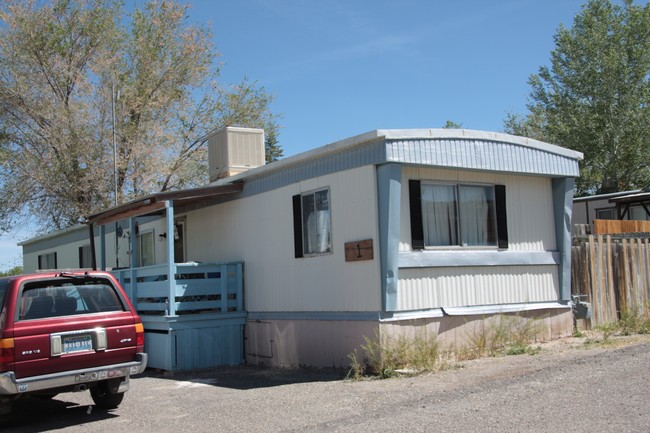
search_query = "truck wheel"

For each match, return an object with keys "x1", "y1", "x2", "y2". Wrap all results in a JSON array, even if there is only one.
[
  {"x1": 90, "y1": 384, "x2": 124, "y2": 409},
  {"x1": 34, "y1": 393, "x2": 58, "y2": 400},
  {"x1": 0, "y1": 400, "x2": 11, "y2": 416}
]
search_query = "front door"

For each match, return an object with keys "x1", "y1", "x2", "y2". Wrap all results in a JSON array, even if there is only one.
[{"x1": 174, "y1": 219, "x2": 185, "y2": 263}]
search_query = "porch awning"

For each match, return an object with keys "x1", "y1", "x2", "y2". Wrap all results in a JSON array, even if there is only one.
[
  {"x1": 608, "y1": 190, "x2": 650, "y2": 220},
  {"x1": 608, "y1": 190, "x2": 650, "y2": 205},
  {"x1": 86, "y1": 182, "x2": 244, "y2": 226}
]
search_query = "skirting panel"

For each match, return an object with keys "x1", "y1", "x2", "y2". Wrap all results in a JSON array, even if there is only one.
[
  {"x1": 380, "y1": 307, "x2": 573, "y2": 351},
  {"x1": 245, "y1": 320, "x2": 378, "y2": 368},
  {"x1": 244, "y1": 308, "x2": 572, "y2": 368}
]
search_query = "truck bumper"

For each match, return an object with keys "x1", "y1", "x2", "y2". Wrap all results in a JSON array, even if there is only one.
[{"x1": 0, "y1": 352, "x2": 148, "y2": 395}]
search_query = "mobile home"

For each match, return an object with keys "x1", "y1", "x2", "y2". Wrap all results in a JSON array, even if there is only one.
[{"x1": 21, "y1": 127, "x2": 583, "y2": 369}]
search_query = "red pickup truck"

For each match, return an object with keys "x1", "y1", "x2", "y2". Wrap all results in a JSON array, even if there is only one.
[{"x1": 0, "y1": 271, "x2": 147, "y2": 416}]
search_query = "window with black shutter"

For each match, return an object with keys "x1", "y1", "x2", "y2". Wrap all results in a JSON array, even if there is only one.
[
  {"x1": 292, "y1": 188, "x2": 332, "y2": 257},
  {"x1": 409, "y1": 180, "x2": 508, "y2": 249}
]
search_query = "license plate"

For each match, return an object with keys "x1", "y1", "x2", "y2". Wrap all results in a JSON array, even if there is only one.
[{"x1": 63, "y1": 334, "x2": 93, "y2": 353}]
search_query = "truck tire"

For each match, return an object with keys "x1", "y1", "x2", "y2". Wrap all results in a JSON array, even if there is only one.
[
  {"x1": 34, "y1": 393, "x2": 58, "y2": 400},
  {"x1": 90, "y1": 383, "x2": 124, "y2": 409},
  {"x1": 0, "y1": 399, "x2": 12, "y2": 416}
]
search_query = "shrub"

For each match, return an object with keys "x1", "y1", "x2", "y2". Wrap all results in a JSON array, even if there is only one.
[
  {"x1": 460, "y1": 315, "x2": 542, "y2": 360},
  {"x1": 590, "y1": 304, "x2": 650, "y2": 343},
  {"x1": 347, "y1": 331, "x2": 443, "y2": 380},
  {"x1": 348, "y1": 314, "x2": 543, "y2": 379}
]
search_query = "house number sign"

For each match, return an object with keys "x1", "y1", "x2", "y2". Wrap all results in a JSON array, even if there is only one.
[{"x1": 344, "y1": 239, "x2": 373, "y2": 262}]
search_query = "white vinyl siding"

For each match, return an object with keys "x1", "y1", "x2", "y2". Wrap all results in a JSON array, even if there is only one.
[
  {"x1": 397, "y1": 265, "x2": 560, "y2": 310},
  {"x1": 397, "y1": 166, "x2": 559, "y2": 311},
  {"x1": 186, "y1": 165, "x2": 382, "y2": 312},
  {"x1": 22, "y1": 225, "x2": 116, "y2": 273}
]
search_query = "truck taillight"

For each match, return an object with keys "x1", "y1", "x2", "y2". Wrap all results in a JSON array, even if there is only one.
[
  {"x1": 135, "y1": 322, "x2": 145, "y2": 352},
  {"x1": 0, "y1": 338, "x2": 15, "y2": 370}
]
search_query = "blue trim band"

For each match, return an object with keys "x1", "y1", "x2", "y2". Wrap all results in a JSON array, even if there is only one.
[
  {"x1": 552, "y1": 178, "x2": 575, "y2": 301},
  {"x1": 376, "y1": 163, "x2": 402, "y2": 311}
]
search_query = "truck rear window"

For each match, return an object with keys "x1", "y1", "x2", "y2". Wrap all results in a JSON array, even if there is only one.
[
  {"x1": 20, "y1": 282, "x2": 126, "y2": 320},
  {"x1": 0, "y1": 280, "x2": 7, "y2": 310}
]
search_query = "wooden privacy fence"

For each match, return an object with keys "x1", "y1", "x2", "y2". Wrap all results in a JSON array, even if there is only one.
[
  {"x1": 571, "y1": 235, "x2": 650, "y2": 326},
  {"x1": 593, "y1": 219, "x2": 650, "y2": 235}
]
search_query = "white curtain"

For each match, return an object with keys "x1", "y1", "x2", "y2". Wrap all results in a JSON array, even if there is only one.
[
  {"x1": 422, "y1": 184, "x2": 457, "y2": 246},
  {"x1": 458, "y1": 185, "x2": 493, "y2": 246},
  {"x1": 303, "y1": 190, "x2": 331, "y2": 254},
  {"x1": 316, "y1": 210, "x2": 330, "y2": 252}
]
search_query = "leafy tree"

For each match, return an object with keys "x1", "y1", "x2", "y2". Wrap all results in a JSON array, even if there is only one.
[
  {"x1": 0, "y1": 0, "x2": 281, "y2": 233},
  {"x1": 505, "y1": 0, "x2": 650, "y2": 196},
  {"x1": 443, "y1": 120, "x2": 463, "y2": 129},
  {"x1": 0, "y1": 266, "x2": 22, "y2": 276},
  {"x1": 264, "y1": 124, "x2": 283, "y2": 163}
]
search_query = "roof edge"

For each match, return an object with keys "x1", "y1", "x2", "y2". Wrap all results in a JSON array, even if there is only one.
[
  {"x1": 216, "y1": 128, "x2": 583, "y2": 185},
  {"x1": 573, "y1": 189, "x2": 642, "y2": 202},
  {"x1": 215, "y1": 129, "x2": 386, "y2": 184},
  {"x1": 18, "y1": 224, "x2": 86, "y2": 247},
  {"x1": 376, "y1": 128, "x2": 584, "y2": 160}
]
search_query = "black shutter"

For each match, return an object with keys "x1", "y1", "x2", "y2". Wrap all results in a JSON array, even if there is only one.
[
  {"x1": 495, "y1": 185, "x2": 508, "y2": 249},
  {"x1": 409, "y1": 180, "x2": 425, "y2": 250},
  {"x1": 292, "y1": 194, "x2": 304, "y2": 258}
]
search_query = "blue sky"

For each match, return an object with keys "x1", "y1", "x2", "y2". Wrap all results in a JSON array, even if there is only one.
[
  {"x1": 197, "y1": 0, "x2": 588, "y2": 156},
  {"x1": 0, "y1": 0, "x2": 595, "y2": 270}
]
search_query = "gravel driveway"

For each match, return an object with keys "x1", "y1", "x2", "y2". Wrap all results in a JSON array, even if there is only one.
[{"x1": 5, "y1": 334, "x2": 650, "y2": 432}]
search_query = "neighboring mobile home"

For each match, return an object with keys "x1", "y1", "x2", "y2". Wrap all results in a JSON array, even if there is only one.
[
  {"x1": 20, "y1": 127, "x2": 583, "y2": 370},
  {"x1": 573, "y1": 189, "x2": 650, "y2": 226}
]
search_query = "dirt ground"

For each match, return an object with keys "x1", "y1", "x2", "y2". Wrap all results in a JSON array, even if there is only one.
[{"x1": 5, "y1": 332, "x2": 650, "y2": 432}]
